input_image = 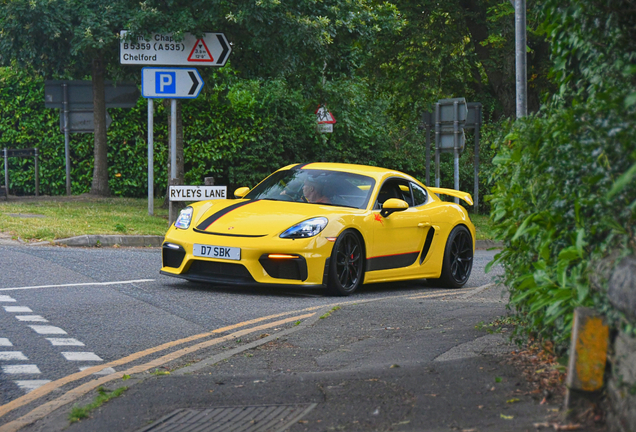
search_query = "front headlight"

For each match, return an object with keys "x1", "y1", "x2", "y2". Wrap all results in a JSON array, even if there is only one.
[
  {"x1": 280, "y1": 217, "x2": 328, "y2": 239},
  {"x1": 174, "y1": 206, "x2": 194, "y2": 230}
]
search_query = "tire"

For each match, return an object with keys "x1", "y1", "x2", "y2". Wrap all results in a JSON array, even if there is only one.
[
  {"x1": 437, "y1": 225, "x2": 473, "y2": 288},
  {"x1": 326, "y1": 229, "x2": 364, "y2": 296}
]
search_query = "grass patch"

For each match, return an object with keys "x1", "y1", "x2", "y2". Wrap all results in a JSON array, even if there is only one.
[
  {"x1": 469, "y1": 213, "x2": 495, "y2": 240},
  {"x1": 68, "y1": 386, "x2": 128, "y2": 423},
  {"x1": 319, "y1": 306, "x2": 342, "y2": 319},
  {"x1": 0, "y1": 197, "x2": 169, "y2": 241},
  {"x1": 0, "y1": 196, "x2": 494, "y2": 242}
]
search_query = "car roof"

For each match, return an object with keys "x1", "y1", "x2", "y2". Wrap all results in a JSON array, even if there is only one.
[{"x1": 280, "y1": 162, "x2": 417, "y2": 183}]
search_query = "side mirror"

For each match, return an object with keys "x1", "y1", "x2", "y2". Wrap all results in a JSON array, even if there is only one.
[
  {"x1": 234, "y1": 187, "x2": 250, "y2": 199},
  {"x1": 380, "y1": 198, "x2": 409, "y2": 218}
]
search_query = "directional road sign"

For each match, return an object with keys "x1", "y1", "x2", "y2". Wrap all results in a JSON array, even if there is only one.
[
  {"x1": 120, "y1": 31, "x2": 231, "y2": 67},
  {"x1": 141, "y1": 68, "x2": 204, "y2": 99},
  {"x1": 45, "y1": 81, "x2": 139, "y2": 109}
]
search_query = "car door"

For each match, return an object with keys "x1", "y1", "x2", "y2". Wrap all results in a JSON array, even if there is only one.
[{"x1": 366, "y1": 178, "x2": 429, "y2": 272}]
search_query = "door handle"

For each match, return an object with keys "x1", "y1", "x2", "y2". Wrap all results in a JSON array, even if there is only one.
[{"x1": 417, "y1": 222, "x2": 431, "y2": 228}]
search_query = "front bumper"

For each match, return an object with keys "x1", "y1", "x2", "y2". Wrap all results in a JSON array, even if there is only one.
[{"x1": 160, "y1": 228, "x2": 334, "y2": 287}]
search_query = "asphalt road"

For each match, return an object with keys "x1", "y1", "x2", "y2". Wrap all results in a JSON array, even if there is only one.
[{"x1": 0, "y1": 245, "x2": 499, "y2": 406}]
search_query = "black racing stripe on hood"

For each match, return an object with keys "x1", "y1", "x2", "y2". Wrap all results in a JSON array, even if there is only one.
[
  {"x1": 192, "y1": 229, "x2": 267, "y2": 238},
  {"x1": 195, "y1": 200, "x2": 259, "y2": 231}
]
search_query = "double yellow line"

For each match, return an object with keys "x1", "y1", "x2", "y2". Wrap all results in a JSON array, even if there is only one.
[{"x1": 0, "y1": 286, "x2": 479, "y2": 431}]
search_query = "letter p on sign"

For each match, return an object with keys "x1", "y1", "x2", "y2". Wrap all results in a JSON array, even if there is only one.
[{"x1": 156, "y1": 72, "x2": 176, "y2": 94}]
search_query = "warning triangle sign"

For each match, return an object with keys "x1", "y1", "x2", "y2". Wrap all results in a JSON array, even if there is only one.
[{"x1": 188, "y1": 39, "x2": 214, "y2": 62}]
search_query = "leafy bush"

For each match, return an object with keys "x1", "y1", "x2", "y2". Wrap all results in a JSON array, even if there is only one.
[{"x1": 488, "y1": 99, "x2": 635, "y2": 349}]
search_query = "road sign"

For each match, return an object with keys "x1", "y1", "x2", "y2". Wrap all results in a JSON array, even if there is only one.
[
  {"x1": 169, "y1": 186, "x2": 227, "y2": 201},
  {"x1": 59, "y1": 110, "x2": 113, "y2": 133},
  {"x1": 44, "y1": 81, "x2": 139, "y2": 109},
  {"x1": 120, "y1": 31, "x2": 231, "y2": 66},
  {"x1": 317, "y1": 124, "x2": 333, "y2": 133},
  {"x1": 316, "y1": 106, "x2": 336, "y2": 124},
  {"x1": 141, "y1": 68, "x2": 204, "y2": 99}
]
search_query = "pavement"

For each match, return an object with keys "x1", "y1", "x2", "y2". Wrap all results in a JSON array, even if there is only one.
[{"x1": 3, "y1": 283, "x2": 592, "y2": 432}]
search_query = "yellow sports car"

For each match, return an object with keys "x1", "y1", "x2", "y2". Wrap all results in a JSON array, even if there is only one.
[{"x1": 161, "y1": 162, "x2": 475, "y2": 296}]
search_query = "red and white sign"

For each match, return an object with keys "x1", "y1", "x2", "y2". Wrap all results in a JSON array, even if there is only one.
[
  {"x1": 315, "y1": 106, "x2": 336, "y2": 124},
  {"x1": 188, "y1": 39, "x2": 214, "y2": 62}
]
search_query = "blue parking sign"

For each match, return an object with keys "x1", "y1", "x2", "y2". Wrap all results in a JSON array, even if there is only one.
[
  {"x1": 142, "y1": 68, "x2": 204, "y2": 99},
  {"x1": 156, "y1": 72, "x2": 176, "y2": 94}
]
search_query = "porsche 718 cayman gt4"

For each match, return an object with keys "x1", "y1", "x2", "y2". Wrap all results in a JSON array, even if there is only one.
[{"x1": 161, "y1": 163, "x2": 475, "y2": 295}]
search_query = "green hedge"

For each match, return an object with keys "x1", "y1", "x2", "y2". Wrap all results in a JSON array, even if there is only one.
[
  {"x1": 488, "y1": 101, "x2": 635, "y2": 349},
  {"x1": 1, "y1": 65, "x2": 495, "y2": 211}
]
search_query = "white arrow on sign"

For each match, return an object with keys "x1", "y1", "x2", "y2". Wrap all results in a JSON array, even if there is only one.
[{"x1": 141, "y1": 68, "x2": 204, "y2": 99}]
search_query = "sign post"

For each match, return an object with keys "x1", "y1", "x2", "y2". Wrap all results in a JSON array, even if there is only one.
[
  {"x1": 141, "y1": 67, "x2": 205, "y2": 220},
  {"x1": 124, "y1": 32, "x2": 231, "y2": 218},
  {"x1": 44, "y1": 80, "x2": 140, "y2": 196},
  {"x1": 63, "y1": 83, "x2": 71, "y2": 195},
  {"x1": 2, "y1": 148, "x2": 40, "y2": 199},
  {"x1": 148, "y1": 99, "x2": 154, "y2": 216}
]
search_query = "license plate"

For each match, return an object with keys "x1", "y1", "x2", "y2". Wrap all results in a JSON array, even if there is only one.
[{"x1": 193, "y1": 244, "x2": 241, "y2": 261}]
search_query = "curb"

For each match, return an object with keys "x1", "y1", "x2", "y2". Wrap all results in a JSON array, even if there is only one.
[
  {"x1": 52, "y1": 235, "x2": 164, "y2": 248},
  {"x1": 475, "y1": 239, "x2": 503, "y2": 250}
]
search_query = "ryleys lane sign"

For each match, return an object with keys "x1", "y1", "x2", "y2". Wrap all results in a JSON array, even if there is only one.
[{"x1": 169, "y1": 186, "x2": 227, "y2": 202}]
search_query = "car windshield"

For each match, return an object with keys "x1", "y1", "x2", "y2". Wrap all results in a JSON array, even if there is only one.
[{"x1": 244, "y1": 169, "x2": 376, "y2": 209}]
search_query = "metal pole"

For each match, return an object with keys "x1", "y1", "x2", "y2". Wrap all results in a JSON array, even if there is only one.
[
  {"x1": 453, "y1": 101, "x2": 459, "y2": 204},
  {"x1": 434, "y1": 104, "x2": 441, "y2": 188},
  {"x1": 148, "y1": 99, "x2": 154, "y2": 216},
  {"x1": 169, "y1": 99, "x2": 177, "y2": 224},
  {"x1": 515, "y1": 0, "x2": 527, "y2": 118},
  {"x1": 425, "y1": 125, "x2": 431, "y2": 186},
  {"x1": 62, "y1": 83, "x2": 71, "y2": 195},
  {"x1": 34, "y1": 148, "x2": 39, "y2": 197},
  {"x1": 3, "y1": 148, "x2": 8, "y2": 199},
  {"x1": 170, "y1": 99, "x2": 177, "y2": 180},
  {"x1": 474, "y1": 111, "x2": 480, "y2": 212}
]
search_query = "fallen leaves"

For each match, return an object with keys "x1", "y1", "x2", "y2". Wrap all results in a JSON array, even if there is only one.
[{"x1": 533, "y1": 422, "x2": 582, "y2": 430}]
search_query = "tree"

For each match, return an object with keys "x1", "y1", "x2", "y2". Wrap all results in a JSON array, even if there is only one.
[
  {"x1": 364, "y1": 0, "x2": 551, "y2": 121},
  {"x1": 1, "y1": 0, "x2": 402, "y2": 196},
  {"x1": 0, "y1": 0, "x2": 131, "y2": 196}
]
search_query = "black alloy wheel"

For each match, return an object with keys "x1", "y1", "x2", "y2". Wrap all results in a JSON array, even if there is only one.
[
  {"x1": 438, "y1": 225, "x2": 473, "y2": 288},
  {"x1": 326, "y1": 230, "x2": 364, "y2": 296}
]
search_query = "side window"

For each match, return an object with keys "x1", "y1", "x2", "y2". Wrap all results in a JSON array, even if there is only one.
[
  {"x1": 375, "y1": 179, "x2": 413, "y2": 209},
  {"x1": 411, "y1": 183, "x2": 428, "y2": 206}
]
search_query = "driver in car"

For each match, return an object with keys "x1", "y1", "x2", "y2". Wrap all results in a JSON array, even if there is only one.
[{"x1": 303, "y1": 178, "x2": 331, "y2": 204}]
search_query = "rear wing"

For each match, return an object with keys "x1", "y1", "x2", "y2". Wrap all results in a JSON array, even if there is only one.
[{"x1": 428, "y1": 187, "x2": 474, "y2": 206}]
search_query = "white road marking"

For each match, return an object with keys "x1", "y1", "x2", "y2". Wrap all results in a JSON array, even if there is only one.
[
  {"x1": 28, "y1": 325, "x2": 67, "y2": 335},
  {"x1": 2, "y1": 365, "x2": 41, "y2": 374},
  {"x1": 0, "y1": 279, "x2": 156, "y2": 292},
  {"x1": 15, "y1": 316, "x2": 48, "y2": 322},
  {"x1": 61, "y1": 352, "x2": 103, "y2": 361},
  {"x1": 0, "y1": 352, "x2": 28, "y2": 361},
  {"x1": 0, "y1": 295, "x2": 16, "y2": 302},
  {"x1": 0, "y1": 338, "x2": 13, "y2": 346},
  {"x1": 79, "y1": 366, "x2": 116, "y2": 375},
  {"x1": 3, "y1": 306, "x2": 32, "y2": 313},
  {"x1": 14, "y1": 380, "x2": 51, "y2": 393},
  {"x1": 45, "y1": 338, "x2": 85, "y2": 346}
]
